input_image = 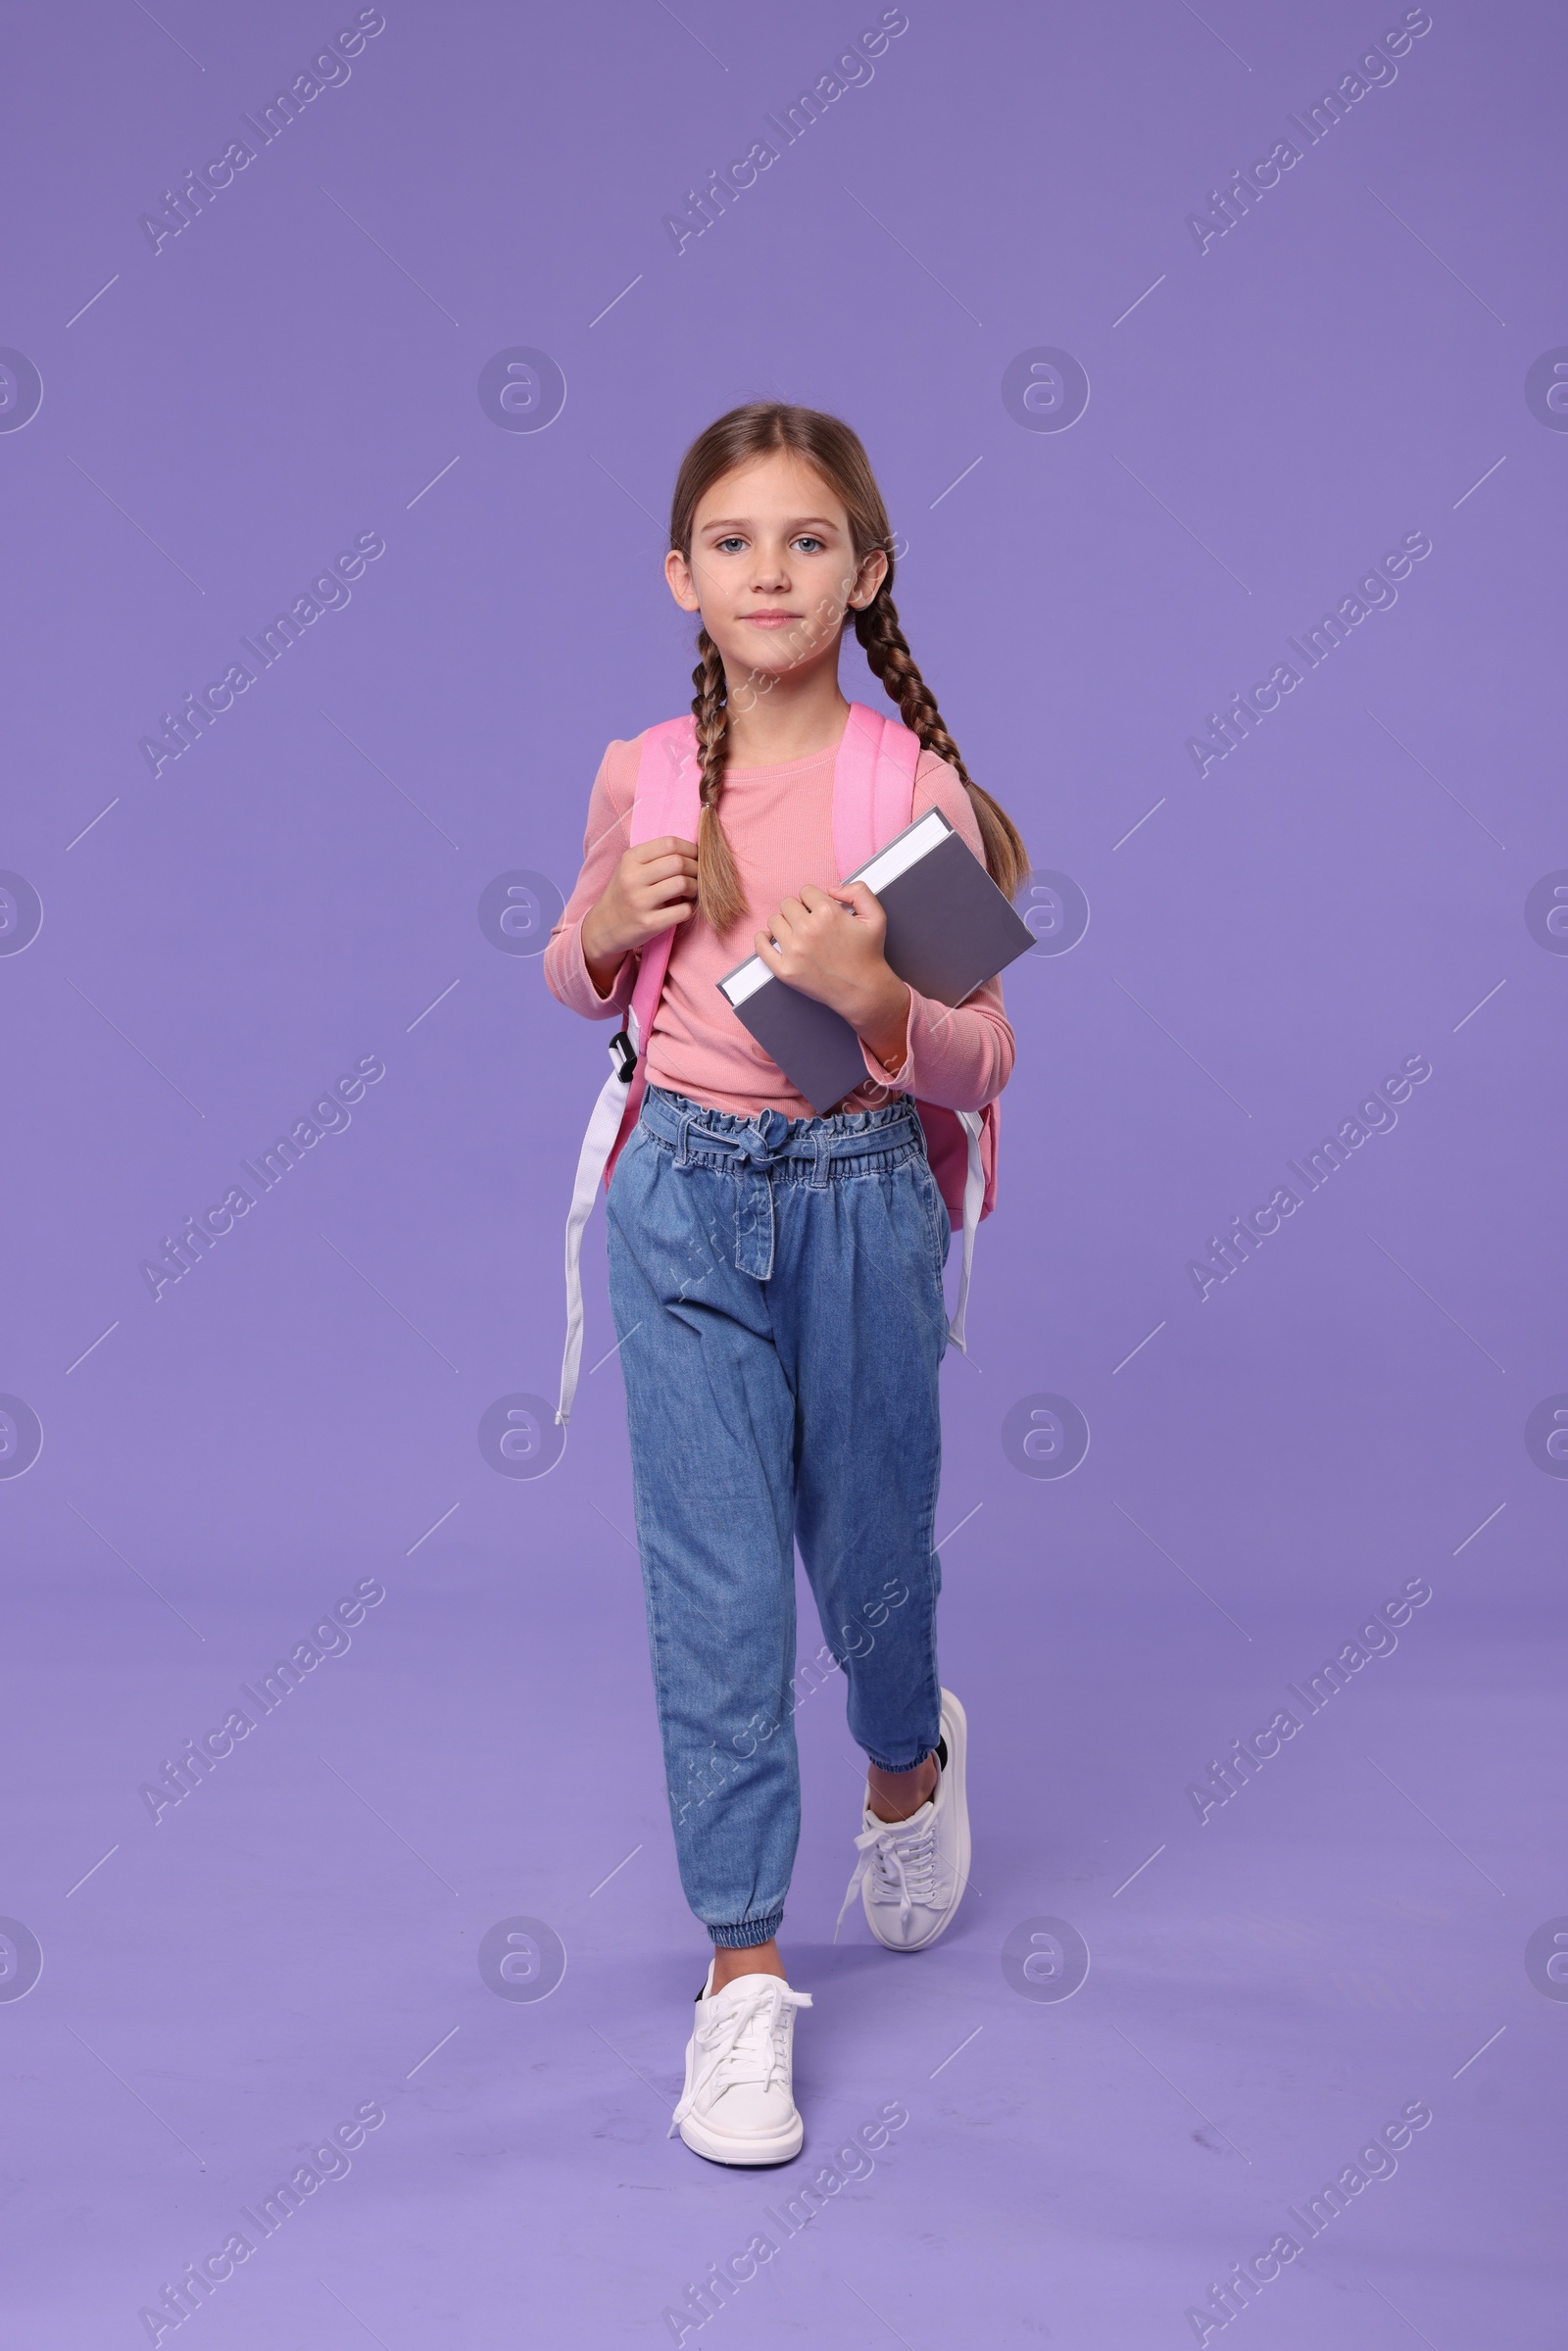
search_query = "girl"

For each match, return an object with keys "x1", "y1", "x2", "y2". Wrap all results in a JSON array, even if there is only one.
[{"x1": 544, "y1": 403, "x2": 1026, "y2": 2166}]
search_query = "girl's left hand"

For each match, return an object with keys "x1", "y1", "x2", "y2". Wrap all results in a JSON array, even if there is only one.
[{"x1": 754, "y1": 883, "x2": 911, "y2": 1068}]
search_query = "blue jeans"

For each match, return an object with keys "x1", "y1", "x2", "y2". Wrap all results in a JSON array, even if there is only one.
[{"x1": 606, "y1": 1084, "x2": 952, "y2": 1948}]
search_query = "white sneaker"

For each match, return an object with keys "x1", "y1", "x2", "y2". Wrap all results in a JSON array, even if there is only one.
[
  {"x1": 668, "y1": 1963, "x2": 812, "y2": 2165},
  {"x1": 835, "y1": 1689, "x2": 970, "y2": 1952}
]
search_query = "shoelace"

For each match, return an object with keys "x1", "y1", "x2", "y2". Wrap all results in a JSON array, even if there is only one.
[
  {"x1": 668, "y1": 1977, "x2": 813, "y2": 2136},
  {"x1": 834, "y1": 1806, "x2": 942, "y2": 1942}
]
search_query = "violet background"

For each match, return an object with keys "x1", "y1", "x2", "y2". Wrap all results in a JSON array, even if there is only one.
[{"x1": 1, "y1": 1, "x2": 1563, "y2": 2343}]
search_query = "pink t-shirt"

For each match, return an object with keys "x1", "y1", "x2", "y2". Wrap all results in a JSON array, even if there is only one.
[{"x1": 544, "y1": 721, "x2": 1016, "y2": 1120}]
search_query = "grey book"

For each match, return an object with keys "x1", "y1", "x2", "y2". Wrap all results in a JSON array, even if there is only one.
[{"x1": 716, "y1": 807, "x2": 1035, "y2": 1114}]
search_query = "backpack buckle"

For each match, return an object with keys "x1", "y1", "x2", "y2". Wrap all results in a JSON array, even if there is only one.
[{"x1": 609, "y1": 1028, "x2": 637, "y2": 1083}]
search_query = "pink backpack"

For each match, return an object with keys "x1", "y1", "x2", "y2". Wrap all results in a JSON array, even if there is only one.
[{"x1": 556, "y1": 703, "x2": 1001, "y2": 1427}]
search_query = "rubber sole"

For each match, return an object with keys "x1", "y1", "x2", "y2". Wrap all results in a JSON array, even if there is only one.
[{"x1": 677, "y1": 2115, "x2": 804, "y2": 2166}]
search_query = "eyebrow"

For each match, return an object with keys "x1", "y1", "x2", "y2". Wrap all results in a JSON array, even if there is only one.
[{"x1": 701, "y1": 515, "x2": 843, "y2": 532}]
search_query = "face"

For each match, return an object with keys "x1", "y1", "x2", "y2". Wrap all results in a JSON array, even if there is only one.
[{"x1": 664, "y1": 448, "x2": 888, "y2": 699}]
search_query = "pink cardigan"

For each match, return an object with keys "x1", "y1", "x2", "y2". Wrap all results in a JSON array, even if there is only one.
[{"x1": 544, "y1": 727, "x2": 1016, "y2": 1121}]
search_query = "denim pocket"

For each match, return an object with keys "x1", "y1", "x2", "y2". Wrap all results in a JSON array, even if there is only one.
[{"x1": 910, "y1": 1152, "x2": 953, "y2": 1294}]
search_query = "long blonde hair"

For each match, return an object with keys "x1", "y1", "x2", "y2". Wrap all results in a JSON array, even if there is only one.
[{"x1": 669, "y1": 401, "x2": 1029, "y2": 934}]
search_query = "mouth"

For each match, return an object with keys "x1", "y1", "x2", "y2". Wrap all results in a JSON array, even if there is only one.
[{"x1": 743, "y1": 612, "x2": 803, "y2": 627}]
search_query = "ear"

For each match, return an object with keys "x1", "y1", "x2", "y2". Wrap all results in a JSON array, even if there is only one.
[
  {"x1": 665, "y1": 549, "x2": 701, "y2": 612},
  {"x1": 848, "y1": 543, "x2": 890, "y2": 611}
]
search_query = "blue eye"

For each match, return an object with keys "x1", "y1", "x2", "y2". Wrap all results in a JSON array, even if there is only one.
[{"x1": 794, "y1": 536, "x2": 825, "y2": 554}]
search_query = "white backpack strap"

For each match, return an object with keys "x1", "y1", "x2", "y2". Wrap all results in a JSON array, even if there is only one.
[
  {"x1": 555, "y1": 1022, "x2": 637, "y2": 1429},
  {"x1": 945, "y1": 1109, "x2": 985, "y2": 1353},
  {"x1": 554, "y1": 717, "x2": 697, "y2": 1433}
]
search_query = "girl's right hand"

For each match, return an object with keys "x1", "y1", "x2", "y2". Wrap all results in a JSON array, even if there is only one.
[{"x1": 580, "y1": 836, "x2": 700, "y2": 977}]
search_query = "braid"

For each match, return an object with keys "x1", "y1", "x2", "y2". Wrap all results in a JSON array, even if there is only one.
[
  {"x1": 856, "y1": 586, "x2": 1030, "y2": 903},
  {"x1": 691, "y1": 627, "x2": 747, "y2": 935}
]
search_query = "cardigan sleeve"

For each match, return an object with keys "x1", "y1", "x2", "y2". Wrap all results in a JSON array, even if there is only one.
[
  {"x1": 855, "y1": 750, "x2": 1018, "y2": 1112},
  {"x1": 542, "y1": 738, "x2": 641, "y2": 1021}
]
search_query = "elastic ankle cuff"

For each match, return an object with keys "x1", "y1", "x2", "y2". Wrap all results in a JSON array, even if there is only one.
[{"x1": 709, "y1": 1910, "x2": 784, "y2": 1950}]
